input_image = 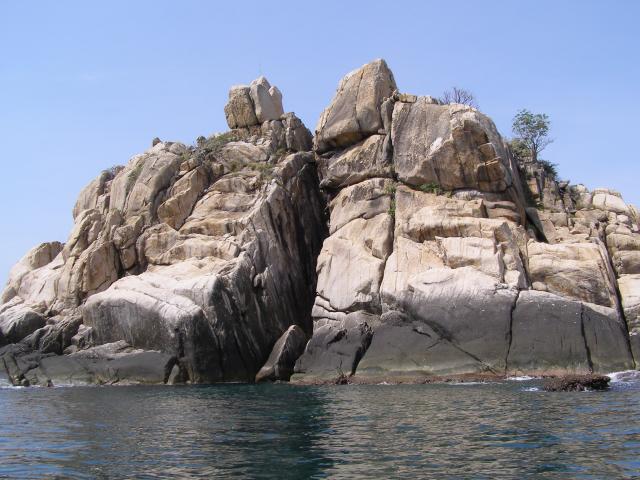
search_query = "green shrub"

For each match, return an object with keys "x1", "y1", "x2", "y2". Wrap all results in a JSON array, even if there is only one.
[
  {"x1": 202, "y1": 131, "x2": 240, "y2": 155},
  {"x1": 538, "y1": 159, "x2": 558, "y2": 178},
  {"x1": 228, "y1": 160, "x2": 241, "y2": 172},
  {"x1": 384, "y1": 182, "x2": 397, "y2": 196},
  {"x1": 388, "y1": 199, "x2": 396, "y2": 218},
  {"x1": 419, "y1": 182, "x2": 442, "y2": 195}
]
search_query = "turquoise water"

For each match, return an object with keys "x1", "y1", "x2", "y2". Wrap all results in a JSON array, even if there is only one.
[{"x1": 0, "y1": 376, "x2": 639, "y2": 479}]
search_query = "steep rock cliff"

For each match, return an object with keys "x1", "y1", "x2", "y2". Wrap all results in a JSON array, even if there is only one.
[
  {"x1": 1, "y1": 60, "x2": 638, "y2": 386},
  {"x1": 292, "y1": 59, "x2": 637, "y2": 382},
  {"x1": 0, "y1": 79, "x2": 327, "y2": 385}
]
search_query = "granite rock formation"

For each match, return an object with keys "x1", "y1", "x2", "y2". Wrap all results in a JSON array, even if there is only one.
[
  {"x1": 0, "y1": 78, "x2": 325, "y2": 386},
  {"x1": 1, "y1": 60, "x2": 638, "y2": 386},
  {"x1": 291, "y1": 59, "x2": 638, "y2": 382}
]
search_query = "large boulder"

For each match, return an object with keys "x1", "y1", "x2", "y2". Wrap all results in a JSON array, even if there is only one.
[
  {"x1": 224, "y1": 76, "x2": 285, "y2": 129},
  {"x1": 255, "y1": 325, "x2": 307, "y2": 382},
  {"x1": 20, "y1": 341, "x2": 174, "y2": 386},
  {"x1": 527, "y1": 240, "x2": 619, "y2": 308},
  {"x1": 507, "y1": 291, "x2": 634, "y2": 375},
  {"x1": 224, "y1": 86, "x2": 258, "y2": 129},
  {"x1": 293, "y1": 313, "x2": 374, "y2": 382},
  {"x1": 0, "y1": 304, "x2": 46, "y2": 345},
  {"x1": 315, "y1": 59, "x2": 396, "y2": 153}
]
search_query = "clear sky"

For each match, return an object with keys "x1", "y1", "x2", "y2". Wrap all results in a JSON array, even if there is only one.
[{"x1": 1, "y1": 0, "x2": 639, "y2": 286}]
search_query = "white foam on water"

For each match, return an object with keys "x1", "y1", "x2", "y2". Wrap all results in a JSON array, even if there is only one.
[
  {"x1": 607, "y1": 370, "x2": 640, "y2": 383},
  {"x1": 522, "y1": 386, "x2": 540, "y2": 392},
  {"x1": 507, "y1": 376, "x2": 535, "y2": 381},
  {"x1": 446, "y1": 382, "x2": 487, "y2": 386}
]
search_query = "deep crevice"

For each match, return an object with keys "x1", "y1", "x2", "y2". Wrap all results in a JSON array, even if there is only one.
[
  {"x1": 504, "y1": 289, "x2": 520, "y2": 374},
  {"x1": 579, "y1": 304, "x2": 594, "y2": 373}
]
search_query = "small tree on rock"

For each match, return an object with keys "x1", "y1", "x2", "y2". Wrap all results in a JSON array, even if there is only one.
[
  {"x1": 439, "y1": 87, "x2": 478, "y2": 108},
  {"x1": 512, "y1": 109, "x2": 553, "y2": 163}
]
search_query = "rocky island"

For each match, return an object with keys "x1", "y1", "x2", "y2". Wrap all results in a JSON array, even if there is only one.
[{"x1": 1, "y1": 60, "x2": 638, "y2": 387}]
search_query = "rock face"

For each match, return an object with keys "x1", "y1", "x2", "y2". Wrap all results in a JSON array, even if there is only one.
[
  {"x1": 0, "y1": 77, "x2": 325, "y2": 386},
  {"x1": 1, "y1": 60, "x2": 638, "y2": 386},
  {"x1": 291, "y1": 59, "x2": 638, "y2": 383},
  {"x1": 255, "y1": 325, "x2": 307, "y2": 382},
  {"x1": 224, "y1": 76, "x2": 285, "y2": 129}
]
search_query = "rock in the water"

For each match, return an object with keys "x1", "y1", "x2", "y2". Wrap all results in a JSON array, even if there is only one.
[
  {"x1": 255, "y1": 325, "x2": 307, "y2": 382},
  {"x1": 292, "y1": 313, "x2": 373, "y2": 382},
  {"x1": 543, "y1": 375, "x2": 610, "y2": 392},
  {"x1": 22, "y1": 315, "x2": 82, "y2": 354},
  {"x1": 507, "y1": 291, "x2": 634, "y2": 375}
]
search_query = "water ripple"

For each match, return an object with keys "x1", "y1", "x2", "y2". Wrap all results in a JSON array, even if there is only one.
[{"x1": 0, "y1": 380, "x2": 638, "y2": 478}]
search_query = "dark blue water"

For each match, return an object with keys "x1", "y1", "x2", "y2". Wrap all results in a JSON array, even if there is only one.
[{"x1": 1, "y1": 375, "x2": 639, "y2": 479}]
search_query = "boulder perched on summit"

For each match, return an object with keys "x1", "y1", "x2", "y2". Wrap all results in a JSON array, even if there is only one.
[
  {"x1": 224, "y1": 76, "x2": 285, "y2": 129},
  {"x1": 315, "y1": 59, "x2": 397, "y2": 153}
]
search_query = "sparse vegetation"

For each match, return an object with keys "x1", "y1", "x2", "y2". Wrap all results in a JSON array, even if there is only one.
[
  {"x1": 384, "y1": 182, "x2": 397, "y2": 196},
  {"x1": 248, "y1": 162, "x2": 276, "y2": 188},
  {"x1": 105, "y1": 165, "x2": 124, "y2": 178},
  {"x1": 126, "y1": 161, "x2": 144, "y2": 191},
  {"x1": 274, "y1": 147, "x2": 288, "y2": 159},
  {"x1": 508, "y1": 138, "x2": 531, "y2": 162},
  {"x1": 180, "y1": 151, "x2": 192, "y2": 163},
  {"x1": 512, "y1": 109, "x2": 553, "y2": 163},
  {"x1": 201, "y1": 131, "x2": 240, "y2": 156},
  {"x1": 439, "y1": 87, "x2": 478, "y2": 108},
  {"x1": 387, "y1": 199, "x2": 396, "y2": 218},
  {"x1": 228, "y1": 160, "x2": 241, "y2": 172},
  {"x1": 538, "y1": 159, "x2": 558, "y2": 178},
  {"x1": 419, "y1": 182, "x2": 443, "y2": 195},
  {"x1": 129, "y1": 161, "x2": 144, "y2": 183}
]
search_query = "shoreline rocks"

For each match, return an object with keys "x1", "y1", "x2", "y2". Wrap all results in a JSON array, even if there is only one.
[
  {"x1": 1, "y1": 59, "x2": 639, "y2": 387},
  {"x1": 543, "y1": 375, "x2": 611, "y2": 392}
]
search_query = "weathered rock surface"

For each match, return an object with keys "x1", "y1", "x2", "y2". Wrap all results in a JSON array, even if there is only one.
[
  {"x1": 224, "y1": 76, "x2": 285, "y2": 129},
  {"x1": 0, "y1": 77, "x2": 326, "y2": 386},
  {"x1": 315, "y1": 59, "x2": 396, "y2": 153},
  {"x1": 543, "y1": 374, "x2": 611, "y2": 392},
  {"x1": 293, "y1": 59, "x2": 638, "y2": 383},
  {"x1": 1, "y1": 60, "x2": 639, "y2": 386},
  {"x1": 255, "y1": 325, "x2": 307, "y2": 382}
]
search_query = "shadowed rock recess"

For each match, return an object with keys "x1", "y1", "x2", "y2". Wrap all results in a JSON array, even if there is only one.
[{"x1": 1, "y1": 60, "x2": 638, "y2": 386}]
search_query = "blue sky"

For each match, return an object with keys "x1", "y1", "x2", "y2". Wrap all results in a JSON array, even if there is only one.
[{"x1": 1, "y1": 0, "x2": 639, "y2": 285}]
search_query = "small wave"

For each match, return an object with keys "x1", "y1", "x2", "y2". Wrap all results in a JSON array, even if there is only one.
[
  {"x1": 522, "y1": 386, "x2": 540, "y2": 392},
  {"x1": 607, "y1": 370, "x2": 640, "y2": 383},
  {"x1": 507, "y1": 376, "x2": 535, "y2": 381},
  {"x1": 447, "y1": 382, "x2": 487, "y2": 386}
]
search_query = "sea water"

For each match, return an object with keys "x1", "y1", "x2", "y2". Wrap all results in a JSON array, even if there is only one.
[{"x1": 0, "y1": 375, "x2": 639, "y2": 479}]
